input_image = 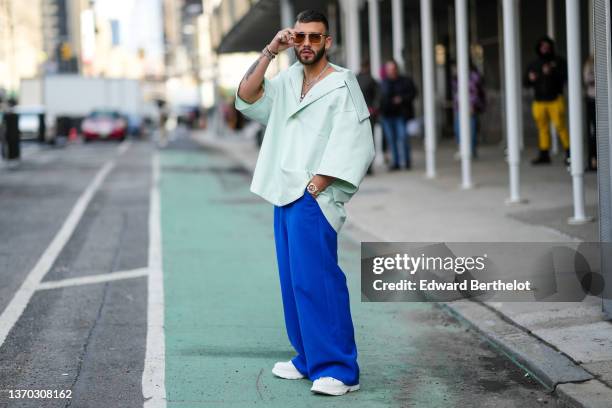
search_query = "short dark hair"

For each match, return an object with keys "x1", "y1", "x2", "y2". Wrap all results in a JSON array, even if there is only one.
[{"x1": 296, "y1": 9, "x2": 329, "y2": 33}]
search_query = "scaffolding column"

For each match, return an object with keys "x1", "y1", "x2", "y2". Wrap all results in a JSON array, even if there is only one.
[
  {"x1": 421, "y1": 0, "x2": 437, "y2": 178},
  {"x1": 455, "y1": 0, "x2": 473, "y2": 189}
]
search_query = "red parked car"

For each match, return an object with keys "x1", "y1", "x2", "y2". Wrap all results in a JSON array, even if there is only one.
[{"x1": 81, "y1": 110, "x2": 127, "y2": 142}]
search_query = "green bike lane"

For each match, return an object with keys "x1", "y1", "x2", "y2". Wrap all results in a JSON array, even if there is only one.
[{"x1": 157, "y1": 145, "x2": 557, "y2": 407}]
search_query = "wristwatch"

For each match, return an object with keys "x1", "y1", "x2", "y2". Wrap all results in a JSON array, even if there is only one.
[{"x1": 306, "y1": 182, "x2": 320, "y2": 197}]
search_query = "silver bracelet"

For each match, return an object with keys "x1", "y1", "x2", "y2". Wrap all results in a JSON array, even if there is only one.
[
  {"x1": 261, "y1": 47, "x2": 276, "y2": 61},
  {"x1": 262, "y1": 46, "x2": 276, "y2": 60}
]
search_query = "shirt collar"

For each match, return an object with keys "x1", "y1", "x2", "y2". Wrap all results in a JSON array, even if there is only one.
[{"x1": 287, "y1": 61, "x2": 347, "y2": 117}]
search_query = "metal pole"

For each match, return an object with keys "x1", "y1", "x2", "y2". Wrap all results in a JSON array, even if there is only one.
[
  {"x1": 566, "y1": 0, "x2": 591, "y2": 224},
  {"x1": 588, "y1": 0, "x2": 594, "y2": 51},
  {"x1": 513, "y1": 1, "x2": 524, "y2": 155},
  {"x1": 368, "y1": 0, "x2": 382, "y2": 80},
  {"x1": 593, "y1": 0, "x2": 612, "y2": 317},
  {"x1": 374, "y1": 123, "x2": 384, "y2": 167},
  {"x1": 391, "y1": 0, "x2": 404, "y2": 70},
  {"x1": 546, "y1": 0, "x2": 555, "y2": 39},
  {"x1": 367, "y1": 0, "x2": 384, "y2": 169},
  {"x1": 502, "y1": 0, "x2": 523, "y2": 203},
  {"x1": 455, "y1": 0, "x2": 472, "y2": 189},
  {"x1": 280, "y1": 0, "x2": 295, "y2": 63},
  {"x1": 421, "y1": 0, "x2": 437, "y2": 178},
  {"x1": 547, "y1": 0, "x2": 560, "y2": 156},
  {"x1": 340, "y1": 0, "x2": 361, "y2": 72}
]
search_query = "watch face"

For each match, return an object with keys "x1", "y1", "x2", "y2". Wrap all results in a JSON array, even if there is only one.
[{"x1": 307, "y1": 183, "x2": 317, "y2": 193}]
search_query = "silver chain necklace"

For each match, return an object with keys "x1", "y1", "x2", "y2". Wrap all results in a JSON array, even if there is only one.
[{"x1": 301, "y1": 63, "x2": 330, "y2": 101}]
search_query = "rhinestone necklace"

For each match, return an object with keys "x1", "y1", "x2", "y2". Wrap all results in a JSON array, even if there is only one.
[{"x1": 301, "y1": 63, "x2": 330, "y2": 101}]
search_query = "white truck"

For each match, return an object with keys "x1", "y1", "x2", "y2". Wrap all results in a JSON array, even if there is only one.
[{"x1": 19, "y1": 75, "x2": 157, "y2": 141}]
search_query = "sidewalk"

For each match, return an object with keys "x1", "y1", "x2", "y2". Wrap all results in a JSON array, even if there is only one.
[
  {"x1": 191, "y1": 127, "x2": 612, "y2": 408},
  {"x1": 159, "y1": 141, "x2": 562, "y2": 407}
]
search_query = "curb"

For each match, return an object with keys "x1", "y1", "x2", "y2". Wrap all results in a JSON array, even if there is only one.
[
  {"x1": 439, "y1": 300, "x2": 612, "y2": 408},
  {"x1": 439, "y1": 301, "x2": 592, "y2": 390},
  {"x1": 190, "y1": 131, "x2": 612, "y2": 408}
]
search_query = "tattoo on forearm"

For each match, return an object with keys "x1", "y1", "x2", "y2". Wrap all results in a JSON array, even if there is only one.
[
  {"x1": 238, "y1": 56, "x2": 265, "y2": 93},
  {"x1": 244, "y1": 57, "x2": 262, "y2": 81}
]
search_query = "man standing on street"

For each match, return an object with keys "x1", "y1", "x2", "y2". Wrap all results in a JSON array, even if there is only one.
[{"x1": 234, "y1": 9, "x2": 374, "y2": 396}]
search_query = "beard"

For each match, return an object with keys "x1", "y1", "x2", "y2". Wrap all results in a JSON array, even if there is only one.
[{"x1": 294, "y1": 46, "x2": 326, "y2": 65}]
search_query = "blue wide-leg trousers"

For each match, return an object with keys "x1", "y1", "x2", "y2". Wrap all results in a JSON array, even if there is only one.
[{"x1": 273, "y1": 189, "x2": 359, "y2": 386}]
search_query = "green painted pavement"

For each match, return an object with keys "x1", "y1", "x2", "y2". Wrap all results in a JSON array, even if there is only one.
[{"x1": 159, "y1": 149, "x2": 462, "y2": 407}]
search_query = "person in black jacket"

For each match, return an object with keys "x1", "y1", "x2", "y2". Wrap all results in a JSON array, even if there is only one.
[
  {"x1": 380, "y1": 60, "x2": 417, "y2": 170},
  {"x1": 524, "y1": 36, "x2": 570, "y2": 165}
]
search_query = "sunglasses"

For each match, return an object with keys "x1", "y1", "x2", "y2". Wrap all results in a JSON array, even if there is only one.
[{"x1": 292, "y1": 32, "x2": 329, "y2": 45}]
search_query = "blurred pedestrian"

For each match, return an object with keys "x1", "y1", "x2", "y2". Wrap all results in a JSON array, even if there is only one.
[
  {"x1": 380, "y1": 60, "x2": 417, "y2": 170},
  {"x1": 357, "y1": 58, "x2": 380, "y2": 175},
  {"x1": 156, "y1": 100, "x2": 169, "y2": 148},
  {"x1": 1, "y1": 97, "x2": 20, "y2": 164},
  {"x1": 234, "y1": 9, "x2": 373, "y2": 396},
  {"x1": 584, "y1": 55, "x2": 597, "y2": 171},
  {"x1": 451, "y1": 61, "x2": 486, "y2": 159},
  {"x1": 524, "y1": 36, "x2": 570, "y2": 165}
]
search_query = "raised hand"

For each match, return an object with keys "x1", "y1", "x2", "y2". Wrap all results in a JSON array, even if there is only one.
[{"x1": 269, "y1": 28, "x2": 296, "y2": 54}]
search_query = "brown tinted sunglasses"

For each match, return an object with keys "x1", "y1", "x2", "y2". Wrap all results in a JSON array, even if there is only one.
[{"x1": 292, "y1": 32, "x2": 329, "y2": 44}]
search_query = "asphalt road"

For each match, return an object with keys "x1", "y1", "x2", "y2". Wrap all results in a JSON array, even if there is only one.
[{"x1": 0, "y1": 131, "x2": 560, "y2": 407}]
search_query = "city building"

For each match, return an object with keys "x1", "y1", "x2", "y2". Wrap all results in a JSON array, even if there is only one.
[
  {"x1": 0, "y1": 0, "x2": 44, "y2": 95},
  {"x1": 40, "y1": 0, "x2": 92, "y2": 74},
  {"x1": 162, "y1": 0, "x2": 204, "y2": 108}
]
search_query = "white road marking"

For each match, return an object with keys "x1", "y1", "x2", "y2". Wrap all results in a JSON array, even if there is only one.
[
  {"x1": 36, "y1": 268, "x2": 149, "y2": 290},
  {"x1": 0, "y1": 140, "x2": 130, "y2": 348},
  {"x1": 117, "y1": 140, "x2": 131, "y2": 156},
  {"x1": 142, "y1": 152, "x2": 167, "y2": 408}
]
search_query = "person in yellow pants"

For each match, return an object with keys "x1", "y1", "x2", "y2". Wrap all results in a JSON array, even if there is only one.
[
  {"x1": 531, "y1": 95, "x2": 570, "y2": 158},
  {"x1": 525, "y1": 37, "x2": 570, "y2": 165}
]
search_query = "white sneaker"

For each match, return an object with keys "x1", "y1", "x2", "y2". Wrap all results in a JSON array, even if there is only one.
[
  {"x1": 311, "y1": 377, "x2": 360, "y2": 395},
  {"x1": 271, "y1": 361, "x2": 305, "y2": 380}
]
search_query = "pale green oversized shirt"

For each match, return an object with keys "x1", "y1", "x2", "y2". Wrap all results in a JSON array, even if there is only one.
[{"x1": 235, "y1": 61, "x2": 375, "y2": 233}]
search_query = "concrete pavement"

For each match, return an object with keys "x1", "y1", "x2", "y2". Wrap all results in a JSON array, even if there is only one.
[
  {"x1": 0, "y1": 140, "x2": 151, "y2": 407},
  {"x1": 0, "y1": 135, "x2": 559, "y2": 407},
  {"x1": 191, "y1": 125, "x2": 612, "y2": 408},
  {"x1": 157, "y1": 135, "x2": 558, "y2": 407}
]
